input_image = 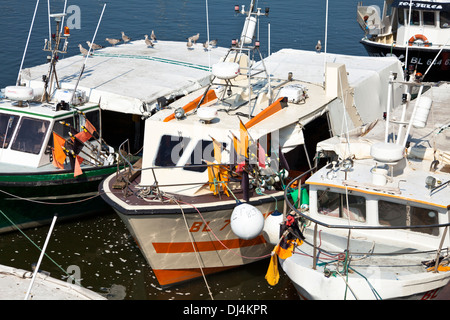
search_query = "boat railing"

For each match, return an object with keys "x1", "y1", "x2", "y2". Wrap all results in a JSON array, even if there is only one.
[{"x1": 284, "y1": 168, "x2": 450, "y2": 271}]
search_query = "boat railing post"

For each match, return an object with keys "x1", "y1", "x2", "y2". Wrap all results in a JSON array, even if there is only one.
[
  {"x1": 24, "y1": 214, "x2": 58, "y2": 300},
  {"x1": 312, "y1": 223, "x2": 318, "y2": 270},
  {"x1": 434, "y1": 225, "x2": 448, "y2": 273}
]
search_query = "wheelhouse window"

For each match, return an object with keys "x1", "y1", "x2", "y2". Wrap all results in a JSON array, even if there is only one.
[
  {"x1": 154, "y1": 135, "x2": 191, "y2": 167},
  {"x1": 441, "y1": 10, "x2": 450, "y2": 28},
  {"x1": 184, "y1": 140, "x2": 226, "y2": 173},
  {"x1": 317, "y1": 190, "x2": 366, "y2": 222},
  {"x1": 11, "y1": 117, "x2": 50, "y2": 154},
  {"x1": 378, "y1": 200, "x2": 439, "y2": 235},
  {"x1": 423, "y1": 11, "x2": 435, "y2": 26},
  {"x1": 0, "y1": 114, "x2": 19, "y2": 149}
]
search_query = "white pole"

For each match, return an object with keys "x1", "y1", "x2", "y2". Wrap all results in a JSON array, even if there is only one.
[
  {"x1": 423, "y1": 37, "x2": 450, "y2": 79},
  {"x1": 16, "y1": 0, "x2": 40, "y2": 85},
  {"x1": 47, "y1": 0, "x2": 52, "y2": 41},
  {"x1": 323, "y1": 0, "x2": 329, "y2": 86},
  {"x1": 59, "y1": 0, "x2": 68, "y2": 34},
  {"x1": 404, "y1": 0, "x2": 413, "y2": 74},
  {"x1": 24, "y1": 214, "x2": 58, "y2": 300},
  {"x1": 84, "y1": 3, "x2": 106, "y2": 64},
  {"x1": 206, "y1": 0, "x2": 211, "y2": 70},
  {"x1": 268, "y1": 22, "x2": 272, "y2": 103}
]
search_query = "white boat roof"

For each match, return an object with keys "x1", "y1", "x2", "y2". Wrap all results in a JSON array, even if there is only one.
[
  {"x1": 0, "y1": 264, "x2": 105, "y2": 300},
  {"x1": 20, "y1": 40, "x2": 229, "y2": 115},
  {"x1": 20, "y1": 43, "x2": 403, "y2": 120},
  {"x1": 139, "y1": 50, "x2": 404, "y2": 195},
  {"x1": 313, "y1": 82, "x2": 450, "y2": 209}
]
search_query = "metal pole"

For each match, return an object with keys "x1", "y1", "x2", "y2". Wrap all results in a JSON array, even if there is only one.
[
  {"x1": 16, "y1": 0, "x2": 40, "y2": 85},
  {"x1": 24, "y1": 214, "x2": 58, "y2": 300}
]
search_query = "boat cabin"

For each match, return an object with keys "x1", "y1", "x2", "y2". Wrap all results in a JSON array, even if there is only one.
[
  {"x1": 0, "y1": 86, "x2": 103, "y2": 169},
  {"x1": 358, "y1": 0, "x2": 450, "y2": 47}
]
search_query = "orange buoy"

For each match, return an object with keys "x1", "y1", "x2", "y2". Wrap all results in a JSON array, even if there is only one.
[{"x1": 408, "y1": 34, "x2": 430, "y2": 47}]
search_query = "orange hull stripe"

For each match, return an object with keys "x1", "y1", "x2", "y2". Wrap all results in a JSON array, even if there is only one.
[
  {"x1": 245, "y1": 97, "x2": 285, "y2": 129},
  {"x1": 163, "y1": 89, "x2": 217, "y2": 122},
  {"x1": 153, "y1": 266, "x2": 236, "y2": 286},
  {"x1": 152, "y1": 235, "x2": 267, "y2": 253}
]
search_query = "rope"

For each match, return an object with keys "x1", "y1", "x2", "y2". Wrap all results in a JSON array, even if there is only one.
[
  {"x1": 0, "y1": 188, "x2": 101, "y2": 205},
  {"x1": 171, "y1": 197, "x2": 214, "y2": 300},
  {"x1": 0, "y1": 209, "x2": 78, "y2": 283}
]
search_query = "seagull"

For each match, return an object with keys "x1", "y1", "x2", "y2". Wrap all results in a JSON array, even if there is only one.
[
  {"x1": 189, "y1": 33, "x2": 199, "y2": 44},
  {"x1": 315, "y1": 40, "x2": 322, "y2": 53},
  {"x1": 187, "y1": 37, "x2": 193, "y2": 49},
  {"x1": 86, "y1": 41, "x2": 103, "y2": 51},
  {"x1": 78, "y1": 44, "x2": 92, "y2": 57},
  {"x1": 105, "y1": 38, "x2": 121, "y2": 46},
  {"x1": 151, "y1": 30, "x2": 157, "y2": 42},
  {"x1": 144, "y1": 34, "x2": 153, "y2": 48},
  {"x1": 209, "y1": 39, "x2": 218, "y2": 47},
  {"x1": 121, "y1": 31, "x2": 131, "y2": 43}
]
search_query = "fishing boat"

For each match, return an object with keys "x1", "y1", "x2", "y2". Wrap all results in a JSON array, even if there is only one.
[
  {"x1": 357, "y1": 0, "x2": 450, "y2": 81},
  {"x1": 0, "y1": 10, "x2": 126, "y2": 233},
  {"x1": 5, "y1": 1, "x2": 230, "y2": 234},
  {"x1": 99, "y1": 1, "x2": 404, "y2": 288},
  {"x1": 0, "y1": 264, "x2": 106, "y2": 300},
  {"x1": 274, "y1": 75, "x2": 450, "y2": 299}
]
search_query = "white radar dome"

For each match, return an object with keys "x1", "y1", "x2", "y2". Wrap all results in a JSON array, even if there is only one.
[
  {"x1": 5, "y1": 86, "x2": 34, "y2": 101},
  {"x1": 230, "y1": 203, "x2": 264, "y2": 240},
  {"x1": 212, "y1": 62, "x2": 240, "y2": 80}
]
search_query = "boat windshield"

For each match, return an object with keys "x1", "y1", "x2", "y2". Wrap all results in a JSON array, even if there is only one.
[
  {"x1": 11, "y1": 117, "x2": 50, "y2": 154},
  {"x1": 154, "y1": 135, "x2": 191, "y2": 167},
  {"x1": 317, "y1": 190, "x2": 366, "y2": 222},
  {"x1": 154, "y1": 135, "x2": 225, "y2": 172},
  {"x1": 441, "y1": 10, "x2": 450, "y2": 28},
  {"x1": 0, "y1": 113, "x2": 19, "y2": 149},
  {"x1": 378, "y1": 200, "x2": 439, "y2": 235}
]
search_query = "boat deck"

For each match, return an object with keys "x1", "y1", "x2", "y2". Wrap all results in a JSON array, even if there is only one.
[{"x1": 0, "y1": 264, "x2": 105, "y2": 300}]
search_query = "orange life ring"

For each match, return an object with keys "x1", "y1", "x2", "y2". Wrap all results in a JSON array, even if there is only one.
[{"x1": 408, "y1": 34, "x2": 431, "y2": 47}]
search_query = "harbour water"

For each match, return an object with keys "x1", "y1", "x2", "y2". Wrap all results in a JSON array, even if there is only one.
[{"x1": 0, "y1": 0, "x2": 395, "y2": 301}]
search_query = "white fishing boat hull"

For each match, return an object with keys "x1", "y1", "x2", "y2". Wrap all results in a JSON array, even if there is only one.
[
  {"x1": 280, "y1": 233, "x2": 450, "y2": 300},
  {"x1": 0, "y1": 264, "x2": 106, "y2": 300},
  {"x1": 102, "y1": 170, "x2": 281, "y2": 287}
]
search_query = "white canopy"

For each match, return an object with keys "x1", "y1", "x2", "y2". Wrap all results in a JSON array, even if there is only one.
[{"x1": 21, "y1": 40, "x2": 229, "y2": 115}]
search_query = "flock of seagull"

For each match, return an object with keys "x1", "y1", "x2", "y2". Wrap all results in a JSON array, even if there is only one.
[{"x1": 78, "y1": 30, "x2": 219, "y2": 57}]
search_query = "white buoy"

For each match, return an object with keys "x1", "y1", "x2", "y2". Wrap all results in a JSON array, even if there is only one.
[
  {"x1": 262, "y1": 211, "x2": 283, "y2": 246},
  {"x1": 230, "y1": 203, "x2": 264, "y2": 240},
  {"x1": 412, "y1": 96, "x2": 432, "y2": 128}
]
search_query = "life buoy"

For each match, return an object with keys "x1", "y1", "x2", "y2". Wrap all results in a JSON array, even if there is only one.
[{"x1": 408, "y1": 34, "x2": 431, "y2": 47}]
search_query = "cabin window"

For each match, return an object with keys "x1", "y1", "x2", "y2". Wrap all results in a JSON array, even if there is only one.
[
  {"x1": 184, "y1": 140, "x2": 226, "y2": 173},
  {"x1": 11, "y1": 117, "x2": 50, "y2": 154},
  {"x1": 0, "y1": 114, "x2": 19, "y2": 149},
  {"x1": 378, "y1": 200, "x2": 439, "y2": 235},
  {"x1": 317, "y1": 190, "x2": 366, "y2": 222},
  {"x1": 411, "y1": 10, "x2": 420, "y2": 25},
  {"x1": 398, "y1": 8, "x2": 405, "y2": 25},
  {"x1": 423, "y1": 11, "x2": 435, "y2": 26},
  {"x1": 441, "y1": 10, "x2": 450, "y2": 28},
  {"x1": 154, "y1": 134, "x2": 191, "y2": 167}
]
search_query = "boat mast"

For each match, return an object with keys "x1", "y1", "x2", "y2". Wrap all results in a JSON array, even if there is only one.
[
  {"x1": 42, "y1": 13, "x2": 70, "y2": 102},
  {"x1": 16, "y1": 0, "x2": 40, "y2": 86}
]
